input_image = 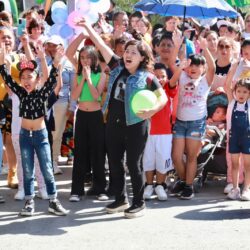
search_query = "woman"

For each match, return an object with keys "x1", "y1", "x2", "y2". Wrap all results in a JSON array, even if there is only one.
[
  {"x1": 77, "y1": 19, "x2": 167, "y2": 218},
  {"x1": 204, "y1": 30, "x2": 218, "y2": 60}
]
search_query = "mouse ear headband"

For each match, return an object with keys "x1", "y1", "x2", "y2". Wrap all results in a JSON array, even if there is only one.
[{"x1": 16, "y1": 60, "x2": 38, "y2": 72}]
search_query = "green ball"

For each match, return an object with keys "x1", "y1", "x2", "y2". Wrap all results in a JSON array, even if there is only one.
[
  {"x1": 131, "y1": 90, "x2": 157, "y2": 115},
  {"x1": 36, "y1": 0, "x2": 45, "y2": 4}
]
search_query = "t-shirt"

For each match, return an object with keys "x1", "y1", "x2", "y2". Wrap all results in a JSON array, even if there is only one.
[
  {"x1": 107, "y1": 55, "x2": 161, "y2": 125},
  {"x1": 233, "y1": 59, "x2": 250, "y2": 81},
  {"x1": 212, "y1": 61, "x2": 231, "y2": 91},
  {"x1": 177, "y1": 71, "x2": 210, "y2": 121},
  {"x1": 150, "y1": 83, "x2": 177, "y2": 135}
]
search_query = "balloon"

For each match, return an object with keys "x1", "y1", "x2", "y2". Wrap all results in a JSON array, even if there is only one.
[
  {"x1": 131, "y1": 90, "x2": 157, "y2": 115},
  {"x1": 67, "y1": 11, "x2": 83, "y2": 29},
  {"x1": 51, "y1": 1, "x2": 67, "y2": 12},
  {"x1": 76, "y1": 0, "x2": 91, "y2": 13},
  {"x1": 52, "y1": 8, "x2": 68, "y2": 24},
  {"x1": 89, "y1": 0, "x2": 100, "y2": 2},
  {"x1": 89, "y1": 0, "x2": 110, "y2": 14},
  {"x1": 60, "y1": 24, "x2": 74, "y2": 39},
  {"x1": 36, "y1": 0, "x2": 45, "y2": 4},
  {"x1": 50, "y1": 24, "x2": 63, "y2": 35},
  {"x1": 83, "y1": 9, "x2": 99, "y2": 24}
]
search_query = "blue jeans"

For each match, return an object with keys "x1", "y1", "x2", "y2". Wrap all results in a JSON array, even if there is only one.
[
  {"x1": 19, "y1": 128, "x2": 57, "y2": 199},
  {"x1": 173, "y1": 117, "x2": 206, "y2": 141}
]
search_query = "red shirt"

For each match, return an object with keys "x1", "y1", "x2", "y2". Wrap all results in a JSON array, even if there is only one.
[{"x1": 150, "y1": 83, "x2": 178, "y2": 135}]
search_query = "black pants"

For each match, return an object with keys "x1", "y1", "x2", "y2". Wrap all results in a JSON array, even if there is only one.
[
  {"x1": 71, "y1": 110, "x2": 106, "y2": 195},
  {"x1": 106, "y1": 119, "x2": 148, "y2": 205}
]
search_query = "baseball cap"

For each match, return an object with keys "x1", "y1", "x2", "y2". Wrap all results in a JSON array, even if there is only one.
[{"x1": 45, "y1": 35, "x2": 64, "y2": 46}]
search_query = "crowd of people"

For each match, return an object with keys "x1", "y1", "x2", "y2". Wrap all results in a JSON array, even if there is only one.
[{"x1": 0, "y1": 1, "x2": 250, "y2": 219}]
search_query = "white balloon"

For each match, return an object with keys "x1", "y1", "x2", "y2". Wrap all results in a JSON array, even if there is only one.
[
  {"x1": 51, "y1": 1, "x2": 67, "y2": 12},
  {"x1": 89, "y1": 0, "x2": 110, "y2": 14},
  {"x1": 82, "y1": 9, "x2": 99, "y2": 24},
  {"x1": 76, "y1": 0, "x2": 91, "y2": 13}
]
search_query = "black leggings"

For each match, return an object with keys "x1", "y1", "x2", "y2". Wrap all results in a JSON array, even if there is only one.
[
  {"x1": 71, "y1": 109, "x2": 106, "y2": 195},
  {"x1": 106, "y1": 119, "x2": 148, "y2": 205}
]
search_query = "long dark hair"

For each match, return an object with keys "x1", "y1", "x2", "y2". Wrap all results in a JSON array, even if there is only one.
[
  {"x1": 77, "y1": 46, "x2": 100, "y2": 76},
  {"x1": 124, "y1": 39, "x2": 154, "y2": 72}
]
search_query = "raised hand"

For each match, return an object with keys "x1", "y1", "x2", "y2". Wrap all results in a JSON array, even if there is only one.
[
  {"x1": 198, "y1": 36, "x2": 208, "y2": 51},
  {"x1": 20, "y1": 32, "x2": 29, "y2": 47},
  {"x1": 173, "y1": 30, "x2": 184, "y2": 50},
  {"x1": 53, "y1": 46, "x2": 64, "y2": 68},
  {"x1": 179, "y1": 58, "x2": 191, "y2": 70},
  {"x1": 36, "y1": 42, "x2": 46, "y2": 60},
  {"x1": 0, "y1": 42, "x2": 6, "y2": 65}
]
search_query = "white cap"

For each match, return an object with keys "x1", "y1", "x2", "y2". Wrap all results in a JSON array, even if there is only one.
[
  {"x1": 45, "y1": 35, "x2": 64, "y2": 46},
  {"x1": 217, "y1": 20, "x2": 230, "y2": 29}
]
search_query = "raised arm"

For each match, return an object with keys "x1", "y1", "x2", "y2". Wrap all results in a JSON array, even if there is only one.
[
  {"x1": 20, "y1": 32, "x2": 35, "y2": 61},
  {"x1": 199, "y1": 37, "x2": 215, "y2": 86},
  {"x1": 76, "y1": 18, "x2": 114, "y2": 64},
  {"x1": 65, "y1": 32, "x2": 87, "y2": 70},
  {"x1": 225, "y1": 61, "x2": 238, "y2": 102},
  {"x1": 36, "y1": 42, "x2": 49, "y2": 86}
]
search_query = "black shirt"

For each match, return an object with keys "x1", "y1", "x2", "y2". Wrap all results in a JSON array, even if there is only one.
[
  {"x1": 215, "y1": 60, "x2": 231, "y2": 76},
  {"x1": 107, "y1": 55, "x2": 161, "y2": 125},
  {"x1": 0, "y1": 64, "x2": 58, "y2": 120}
]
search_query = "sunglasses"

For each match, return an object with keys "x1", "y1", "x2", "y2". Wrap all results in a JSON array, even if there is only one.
[{"x1": 218, "y1": 44, "x2": 231, "y2": 50}]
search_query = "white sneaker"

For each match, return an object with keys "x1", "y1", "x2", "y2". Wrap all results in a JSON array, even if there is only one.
[
  {"x1": 224, "y1": 183, "x2": 233, "y2": 194},
  {"x1": 0, "y1": 165, "x2": 9, "y2": 175},
  {"x1": 227, "y1": 187, "x2": 241, "y2": 200},
  {"x1": 155, "y1": 185, "x2": 168, "y2": 201},
  {"x1": 53, "y1": 162, "x2": 63, "y2": 175},
  {"x1": 143, "y1": 184, "x2": 154, "y2": 200},
  {"x1": 69, "y1": 195, "x2": 82, "y2": 202},
  {"x1": 241, "y1": 188, "x2": 250, "y2": 201},
  {"x1": 15, "y1": 189, "x2": 25, "y2": 200},
  {"x1": 36, "y1": 188, "x2": 49, "y2": 200}
]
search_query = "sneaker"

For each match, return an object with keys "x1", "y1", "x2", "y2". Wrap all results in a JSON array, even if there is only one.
[
  {"x1": 48, "y1": 199, "x2": 69, "y2": 216},
  {"x1": 20, "y1": 199, "x2": 35, "y2": 216},
  {"x1": 241, "y1": 189, "x2": 250, "y2": 201},
  {"x1": 227, "y1": 187, "x2": 241, "y2": 200},
  {"x1": 180, "y1": 185, "x2": 194, "y2": 200},
  {"x1": 143, "y1": 184, "x2": 154, "y2": 200},
  {"x1": 69, "y1": 195, "x2": 82, "y2": 202},
  {"x1": 224, "y1": 183, "x2": 233, "y2": 194},
  {"x1": 106, "y1": 200, "x2": 129, "y2": 214},
  {"x1": 36, "y1": 188, "x2": 49, "y2": 200},
  {"x1": 14, "y1": 189, "x2": 25, "y2": 200},
  {"x1": 169, "y1": 180, "x2": 186, "y2": 197},
  {"x1": 155, "y1": 184, "x2": 168, "y2": 201},
  {"x1": 97, "y1": 193, "x2": 109, "y2": 201},
  {"x1": 0, "y1": 195, "x2": 5, "y2": 203},
  {"x1": 53, "y1": 162, "x2": 63, "y2": 175},
  {"x1": 124, "y1": 203, "x2": 146, "y2": 219}
]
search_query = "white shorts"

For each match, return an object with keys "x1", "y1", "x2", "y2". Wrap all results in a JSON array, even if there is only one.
[{"x1": 143, "y1": 134, "x2": 173, "y2": 174}]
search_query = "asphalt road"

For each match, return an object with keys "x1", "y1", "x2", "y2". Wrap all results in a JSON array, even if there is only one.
[{"x1": 0, "y1": 164, "x2": 250, "y2": 250}]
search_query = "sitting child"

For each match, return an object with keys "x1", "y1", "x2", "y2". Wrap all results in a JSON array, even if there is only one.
[{"x1": 203, "y1": 105, "x2": 227, "y2": 144}]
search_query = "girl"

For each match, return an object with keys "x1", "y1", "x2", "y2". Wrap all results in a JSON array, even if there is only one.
[
  {"x1": 170, "y1": 37, "x2": 215, "y2": 200},
  {"x1": 66, "y1": 38, "x2": 108, "y2": 202},
  {"x1": 137, "y1": 16, "x2": 152, "y2": 45},
  {"x1": 0, "y1": 43, "x2": 68, "y2": 216},
  {"x1": 225, "y1": 75, "x2": 250, "y2": 200},
  {"x1": 76, "y1": 18, "x2": 167, "y2": 218}
]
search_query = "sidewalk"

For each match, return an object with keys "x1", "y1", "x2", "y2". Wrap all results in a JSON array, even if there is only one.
[{"x1": 1, "y1": 165, "x2": 250, "y2": 250}]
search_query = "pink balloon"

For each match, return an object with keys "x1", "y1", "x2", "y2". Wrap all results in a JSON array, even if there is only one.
[{"x1": 67, "y1": 11, "x2": 82, "y2": 29}]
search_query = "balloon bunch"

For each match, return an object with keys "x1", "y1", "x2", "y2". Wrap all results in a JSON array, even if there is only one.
[
  {"x1": 49, "y1": 0, "x2": 110, "y2": 40},
  {"x1": 50, "y1": 1, "x2": 74, "y2": 39},
  {"x1": 67, "y1": 0, "x2": 111, "y2": 34}
]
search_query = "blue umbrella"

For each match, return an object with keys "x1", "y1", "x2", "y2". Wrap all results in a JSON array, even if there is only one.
[{"x1": 134, "y1": 0, "x2": 239, "y2": 19}]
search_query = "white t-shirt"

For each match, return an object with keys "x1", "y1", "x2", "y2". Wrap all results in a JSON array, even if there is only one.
[
  {"x1": 177, "y1": 71, "x2": 210, "y2": 121},
  {"x1": 233, "y1": 58, "x2": 250, "y2": 81}
]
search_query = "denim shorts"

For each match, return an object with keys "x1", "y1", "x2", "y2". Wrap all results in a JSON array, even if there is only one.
[
  {"x1": 173, "y1": 117, "x2": 206, "y2": 141},
  {"x1": 229, "y1": 129, "x2": 250, "y2": 154}
]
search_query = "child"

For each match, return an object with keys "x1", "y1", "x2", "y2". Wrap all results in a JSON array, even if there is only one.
[
  {"x1": 143, "y1": 63, "x2": 177, "y2": 201},
  {"x1": 203, "y1": 105, "x2": 227, "y2": 144},
  {"x1": 226, "y1": 76, "x2": 250, "y2": 200},
  {"x1": 169, "y1": 37, "x2": 215, "y2": 199},
  {"x1": 0, "y1": 43, "x2": 68, "y2": 216}
]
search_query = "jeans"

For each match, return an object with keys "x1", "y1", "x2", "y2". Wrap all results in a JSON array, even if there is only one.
[
  {"x1": 106, "y1": 119, "x2": 148, "y2": 205},
  {"x1": 19, "y1": 128, "x2": 57, "y2": 199}
]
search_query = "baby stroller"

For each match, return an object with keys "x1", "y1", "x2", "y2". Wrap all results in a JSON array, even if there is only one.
[{"x1": 194, "y1": 91, "x2": 228, "y2": 192}]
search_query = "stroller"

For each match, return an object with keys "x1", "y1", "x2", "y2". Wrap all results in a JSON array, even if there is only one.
[{"x1": 194, "y1": 91, "x2": 228, "y2": 192}]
